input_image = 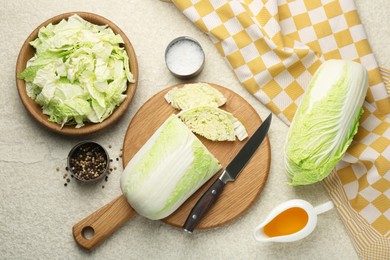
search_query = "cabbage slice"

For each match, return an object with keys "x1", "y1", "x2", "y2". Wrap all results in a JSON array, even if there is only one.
[
  {"x1": 179, "y1": 106, "x2": 248, "y2": 141},
  {"x1": 164, "y1": 83, "x2": 248, "y2": 141},
  {"x1": 18, "y1": 14, "x2": 134, "y2": 128},
  {"x1": 164, "y1": 83, "x2": 226, "y2": 110},
  {"x1": 285, "y1": 60, "x2": 369, "y2": 186},
  {"x1": 121, "y1": 115, "x2": 221, "y2": 220}
]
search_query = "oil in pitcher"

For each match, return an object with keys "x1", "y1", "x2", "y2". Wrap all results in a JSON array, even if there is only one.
[{"x1": 253, "y1": 199, "x2": 334, "y2": 242}]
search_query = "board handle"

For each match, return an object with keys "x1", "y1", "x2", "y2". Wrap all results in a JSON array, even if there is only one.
[{"x1": 73, "y1": 195, "x2": 136, "y2": 250}]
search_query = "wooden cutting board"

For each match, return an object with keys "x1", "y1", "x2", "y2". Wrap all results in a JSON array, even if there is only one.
[{"x1": 73, "y1": 83, "x2": 271, "y2": 250}]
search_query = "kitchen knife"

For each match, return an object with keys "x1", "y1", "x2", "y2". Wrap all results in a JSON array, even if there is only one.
[{"x1": 183, "y1": 113, "x2": 272, "y2": 233}]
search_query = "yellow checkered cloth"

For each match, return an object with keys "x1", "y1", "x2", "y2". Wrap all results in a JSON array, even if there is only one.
[{"x1": 172, "y1": 0, "x2": 390, "y2": 258}]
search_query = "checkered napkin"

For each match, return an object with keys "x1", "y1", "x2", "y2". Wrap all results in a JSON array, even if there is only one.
[{"x1": 171, "y1": 0, "x2": 390, "y2": 258}]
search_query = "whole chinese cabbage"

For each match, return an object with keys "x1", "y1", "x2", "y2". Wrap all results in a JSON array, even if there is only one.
[
  {"x1": 285, "y1": 60, "x2": 369, "y2": 186},
  {"x1": 120, "y1": 115, "x2": 221, "y2": 220},
  {"x1": 18, "y1": 14, "x2": 134, "y2": 128}
]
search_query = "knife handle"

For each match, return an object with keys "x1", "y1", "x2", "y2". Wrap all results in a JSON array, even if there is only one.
[{"x1": 183, "y1": 178, "x2": 225, "y2": 233}]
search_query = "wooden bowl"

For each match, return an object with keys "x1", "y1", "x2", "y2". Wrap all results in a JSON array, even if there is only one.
[{"x1": 15, "y1": 12, "x2": 138, "y2": 135}]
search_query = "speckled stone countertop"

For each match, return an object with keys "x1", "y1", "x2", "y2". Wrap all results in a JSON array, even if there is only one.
[{"x1": 1, "y1": 0, "x2": 388, "y2": 259}]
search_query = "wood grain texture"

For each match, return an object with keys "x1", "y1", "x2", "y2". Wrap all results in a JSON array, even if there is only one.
[
  {"x1": 123, "y1": 83, "x2": 271, "y2": 229},
  {"x1": 73, "y1": 195, "x2": 136, "y2": 250},
  {"x1": 73, "y1": 83, "x2": 271, "y2": 250},
  {"x1": 15, "y1": 12, "x2": 138, "y2": 135}
]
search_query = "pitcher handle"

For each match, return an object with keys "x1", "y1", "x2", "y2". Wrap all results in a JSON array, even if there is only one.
[{"x1": 314, "y1": 201, "x2": 334, "y2": 215}]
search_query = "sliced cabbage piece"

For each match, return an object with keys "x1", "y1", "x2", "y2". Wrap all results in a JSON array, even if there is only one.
[
  {"x1": 178, "y1": 106, "x2": 248, "y2": 141},
  {"x1": 285, "y1": 60, "x2": 369, "y2": 186},
  {"x1": 164, "y1": 83, "x2": 226, "y2": 110},
  {"x1": 120, "y1": 115, "x2": 221, "y2": 220}
]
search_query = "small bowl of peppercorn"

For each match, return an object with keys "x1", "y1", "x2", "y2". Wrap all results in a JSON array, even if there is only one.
[{"x1": 67, "y1": 141, "x2": 109, "y2": 183}]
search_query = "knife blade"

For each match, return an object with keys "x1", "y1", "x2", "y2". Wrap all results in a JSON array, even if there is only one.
[{"x1": 183, "y1": 113, "x2": 272, "y2": 233}]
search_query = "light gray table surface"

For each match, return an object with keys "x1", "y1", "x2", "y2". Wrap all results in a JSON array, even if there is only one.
[{"x1": 1, "y1": 0, "x2": 388, "y2": 259}]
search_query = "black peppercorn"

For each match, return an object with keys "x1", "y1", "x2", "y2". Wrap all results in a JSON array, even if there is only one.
[{"x1": 68, "y1": 142, "x2": 109, "y2": 182}]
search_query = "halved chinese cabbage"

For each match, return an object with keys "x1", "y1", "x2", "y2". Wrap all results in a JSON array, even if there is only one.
[
  {"x1": 120, "y1": 115, "x2": 221, "y2": 220},
  {"x1": 285, "y1": 60, "x2": 369, "y2": 186}
]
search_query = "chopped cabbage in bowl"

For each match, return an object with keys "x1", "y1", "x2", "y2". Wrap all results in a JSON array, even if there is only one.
[{"x1": 18, "y1": 14, "x2": 134, "y2": 128}]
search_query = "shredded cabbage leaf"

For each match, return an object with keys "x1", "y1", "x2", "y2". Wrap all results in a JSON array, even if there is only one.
[{"x1": 18, "y1": 14, "x2": 134, "y2": 128}]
